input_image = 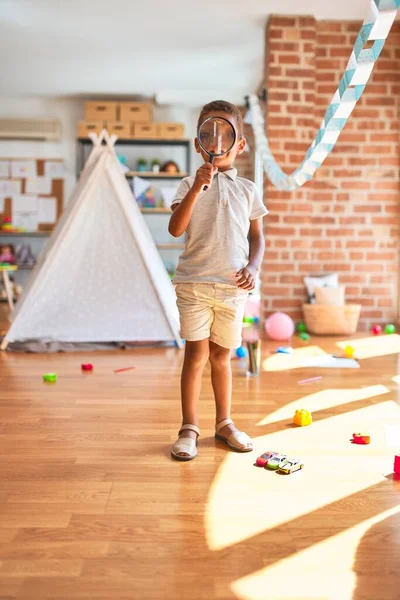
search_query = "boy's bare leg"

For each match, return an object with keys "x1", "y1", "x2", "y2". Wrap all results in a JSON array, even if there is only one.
[
  {"x1": 175, "y1": 339, "x2": 209, "y2": 457},
  {"x1": 209, "y1": 341, "x2": 239, "y2": 437}
]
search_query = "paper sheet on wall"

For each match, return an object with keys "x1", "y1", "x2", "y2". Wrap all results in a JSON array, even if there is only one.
[
  {"x1": 300, "y1": 355, "x2": 360, "y2": 369},
  {"x1": 26, "y1": 177, "x2": 52, "y2": 195},
  {"x1": 0, "y1": 180, "x2": 21, "y2": 196},
  {"x1": 0, "y1": 161, "x2": 9, "y2": 178},
  {"x1": 13, "y1": 212, "x2": 38, "y2": 231},
  {"x1": 38, "y1": 197, "x2": 57, "y2": 224},
  {"x1": 12, "y1": 194, "x2": 39, "y2": 230},
  {"x1": 12, "y1": 194, "x2": 38, "y2": 213},
  {"x1": 160, "y1": 187, "x2": 178, "y2": 208},
  {"x1": 44, "y1": 161, "x2": 64, "y2": 178},
  {"x1": 11, "y1": 160, "x2": 36, "y2": 179}
]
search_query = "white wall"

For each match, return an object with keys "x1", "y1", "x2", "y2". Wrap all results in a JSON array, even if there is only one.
[{"x1": 0, "y1": 97, "x2": 200, "y2": 204}]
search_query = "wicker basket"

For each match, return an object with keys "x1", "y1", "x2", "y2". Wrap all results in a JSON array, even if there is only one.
[{"x1": 302, "y1": 303, "x2": 361, "y2": 335}]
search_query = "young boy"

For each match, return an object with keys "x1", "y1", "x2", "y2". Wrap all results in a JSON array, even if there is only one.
[{"x1": 169, "y1": 100, "x2": 268, "y2": 461}]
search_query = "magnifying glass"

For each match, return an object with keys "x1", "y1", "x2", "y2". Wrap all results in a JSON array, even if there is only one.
[{"x1": 197, "y1": 116, "x2": 237, "y2": 190}]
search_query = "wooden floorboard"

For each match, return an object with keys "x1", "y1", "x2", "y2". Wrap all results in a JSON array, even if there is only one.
[{"x1": 0, "y1": 308, "x2": 399, "y2": 599}]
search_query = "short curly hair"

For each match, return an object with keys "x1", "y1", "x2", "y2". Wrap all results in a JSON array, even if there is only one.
[{"x1": 197, "y1": 100, "x2": 244, "y2": 137}]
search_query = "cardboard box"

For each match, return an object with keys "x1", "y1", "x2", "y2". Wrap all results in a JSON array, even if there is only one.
[
  {"x1": 106, "y1": 122, "x2": 132, "y2": 139},
  {"x1": 132, "y1": 123, "x2": 158, "y2": 139},
  {"x1": 158, "y1": 123, "x2": 184, "y2": 139},
  {"x1": 84, "y1": 102, "x2": 117, "y2": 121},
  {"x1": 77, "y1": 121, "x2": 104, "y2": 138},
  {"x1": 119, "y1": 102, "x2": 152, "y2": 123}
]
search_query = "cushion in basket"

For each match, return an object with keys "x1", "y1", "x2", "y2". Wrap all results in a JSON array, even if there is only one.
[
  {"x1": 315, "y1": 285, "x2": 345, "y2": 306},
  {"x1": 304, "y1": 273, "x2": 338, "y2": 303}
]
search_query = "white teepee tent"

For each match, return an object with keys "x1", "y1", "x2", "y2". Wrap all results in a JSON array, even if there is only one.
[{"x1": 1, "y1": 131, "x2": 182, "y2": 349}]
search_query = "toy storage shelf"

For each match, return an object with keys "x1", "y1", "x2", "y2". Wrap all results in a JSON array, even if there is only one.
[
  {"x1": 140, "y1": 208, "x2": 171, "y2": 214},
  {"x1": 0, "y1": 231, "x2": 51, "y2": 237},
  {"x1": 76, "y1": 138, "x2": 191, "y2": 177}
]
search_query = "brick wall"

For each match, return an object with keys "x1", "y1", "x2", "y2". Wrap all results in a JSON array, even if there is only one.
[{"x1": 262, "y1": 15, "x2": 400, "y2": 330}]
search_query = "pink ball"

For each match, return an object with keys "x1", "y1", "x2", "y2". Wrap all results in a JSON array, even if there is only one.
[
  {"x1": 371, "y1": 324, "x2": 382, "y2": 335},
  {"x1": 265, "y1": 312, "x2": 295, "y2": 341}
]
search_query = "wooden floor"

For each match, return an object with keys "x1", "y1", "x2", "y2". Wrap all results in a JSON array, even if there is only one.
[{"x1": 0, "y1": 309, "x2": 399, "y2": 599}]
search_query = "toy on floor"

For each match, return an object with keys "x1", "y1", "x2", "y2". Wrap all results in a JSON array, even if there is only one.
[
  {"x1": 299, "y1": 332, "x2": 310, "y2": 341},
  {"x1": 297, "y1": 322, "x2": 307, "y2": 333},
  {"x1": 371, "y1": 324, "x2": 382, "y2": 335},
  {"x1": 265, "y1": 452, "x2": 288, "y2": 470},
  {"x1": 114, "y1": 366, "x2": 136, "y2": 373},
  {"x1": 235, "y1": 346, "x2": 248, "y2": 358},
  {"x1": 385, "y1": 324, "x2": 396, "y2": 335},
  {"x1": 276, "y1": 346, "x2": 293, "y2": 354},
  {"x1": 43, "y1": 373, "x2": 57, "y2": 382},
  {"x1": 81, "y1": 363, "x2": 93, "y2": 371},
  {"x1": 293, "y1": 408, "x2": 312, "y2": 426},
  {"x1": 278, "y1": 458, "x2": 304, "y2": 474},
  {"x1": 298, "y1": 376, "x2": 322, "y2": 385},
  {"x1": 256, "y1": 451, "x2": 278, "y2": 467},
  {"x1": 345, "y1": 345, "x2": 355, "y2": 358},
  {"x1": 394, "y1": 455, "x2": 400, "y2": 475},
  {"x1": 352, "y1": 433, "x2": 370, "y2": 445},
  {"x1": 265, "y1": 312, "x2": 294, "y2": 341}
]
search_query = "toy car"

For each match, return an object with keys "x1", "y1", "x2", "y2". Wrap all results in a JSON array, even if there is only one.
[
  {"x1": 278, "y1": 458, "x2": 304, "y2": 474},
  {"x1": 266, "y1": 453, "x2": 288, "y2": 470},
  {"x1": 256, "y1": 451, "x2": 278, "y2": 467}
]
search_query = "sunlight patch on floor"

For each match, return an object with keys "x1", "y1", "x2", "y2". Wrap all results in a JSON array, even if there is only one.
[
  {"x1": 336, "y1": 334, "x2": 400, "y2": 359},
  {"x1": 262, "y1": 345, "x2": 329, "y2": 372},
  {"x1": 256, "y1": 385, "x2": 390, "y2": 426},
  {"x1": 231, "y1": 505, "x2": 400, "y2": 600},
  {"x1": 205, "y1": 401, "x2": 399, "y2": 552}
]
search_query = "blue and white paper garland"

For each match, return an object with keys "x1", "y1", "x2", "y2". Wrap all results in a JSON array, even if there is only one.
[{"x1": 249, "y1": 0, "x2": 400, "y2": 191}]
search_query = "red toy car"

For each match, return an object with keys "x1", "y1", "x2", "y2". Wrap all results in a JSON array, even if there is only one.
[{"x1": 352, "y1": 433, "x2": 370, "y2": 445}]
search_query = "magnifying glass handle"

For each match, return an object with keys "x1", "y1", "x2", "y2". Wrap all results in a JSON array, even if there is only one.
[{"x1": 203, "y1": 155, "x2": 215, "y2": 192}]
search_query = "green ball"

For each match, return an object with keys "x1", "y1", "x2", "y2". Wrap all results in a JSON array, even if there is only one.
[
  {"x1": 385, "y1": 323, "x2": 396, "y2": 335},
  {"x1": 297, "y1": 322, "x2": 307, "y2": 333},
  {"x1": 299, "y1": 332, "x2": 310, "y2": 341}
]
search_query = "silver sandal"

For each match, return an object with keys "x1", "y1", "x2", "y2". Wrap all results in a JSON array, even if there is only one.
[
  {"x1": 215, "y1": 418, "x2": 253, "y2": 452},
  {"x1": 171, "y1": 424, "x2": 200, "y2": 461}
]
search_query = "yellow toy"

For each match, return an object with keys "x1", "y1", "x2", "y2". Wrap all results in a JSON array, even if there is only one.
[
  {"x1": 293, "y1": 409, "x2": 312, "y2": 427},
  {"x1": 345, "y1": 345, "x2": 355, "y2": 358}
]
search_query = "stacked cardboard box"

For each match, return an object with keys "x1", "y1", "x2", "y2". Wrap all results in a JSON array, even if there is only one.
[{"x1": 77, "y1": 102, "x2": 184, "y2": 140}]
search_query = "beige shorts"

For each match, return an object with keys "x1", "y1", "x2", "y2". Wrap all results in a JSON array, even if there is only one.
[{"x1": 175, "y1": 283, "x2": 248, "y2": 349}]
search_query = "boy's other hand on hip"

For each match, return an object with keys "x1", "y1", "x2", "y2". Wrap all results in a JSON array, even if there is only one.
[{"x1": 235, "y1": 264, "x2": 258, "y2": 290}]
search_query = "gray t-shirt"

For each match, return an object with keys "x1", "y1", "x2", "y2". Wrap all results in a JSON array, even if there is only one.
[{"x1": 171, "y1": 168, "x2": 268, "y2": 285}]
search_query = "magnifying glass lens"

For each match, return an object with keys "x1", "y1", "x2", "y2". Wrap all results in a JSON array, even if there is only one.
[{"x1": 198, "y1": 117, "x2": 236, "y2": 156}]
